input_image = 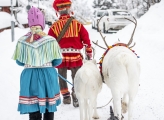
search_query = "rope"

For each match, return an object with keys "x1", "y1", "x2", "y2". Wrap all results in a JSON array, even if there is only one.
[
  {"x1": 58, "y1": 73, "x2": 73, "y2": 86},
  {"x1": 97, "y1": 98, "x2": 113, "y2": 109}
]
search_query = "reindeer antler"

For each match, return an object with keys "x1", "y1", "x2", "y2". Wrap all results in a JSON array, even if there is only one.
[
  {"x1": 92, "y1": 40, "x2": 106, "y2": 50},
  {"x1": 92, "y1": 47, "x2": 96, "y2": 59},
  {"x1": 97, "y1": 15, "x2": 109, "y2": 48},
  {"x1": 129, "y1": 43, "x2": 136, "y2": 48},
  {"x1": 92, "y1": 15, "x2": 109, "y2": 50},
  {"x1": 92, "y1": 16, "x2": 137, "y2": 50},
  {"x1": 124, "y1": 16, "x2": 137, "y2": 47}
]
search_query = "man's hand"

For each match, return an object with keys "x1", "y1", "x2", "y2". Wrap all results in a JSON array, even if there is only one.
[
  {"x1": 86, "y1": 53, "x2": 92, "y2": 60},
  {"x1": 85, "y1": 46, "x2": 92, "y2": 60}
]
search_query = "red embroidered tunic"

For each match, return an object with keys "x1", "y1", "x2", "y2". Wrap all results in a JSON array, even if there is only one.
[{"x1": 48, "y1": 15, "x2": 92, "y2": 69}]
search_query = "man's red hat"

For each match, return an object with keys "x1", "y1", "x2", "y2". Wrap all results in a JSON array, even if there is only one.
[{"x1": 53, "y1": 0, "x2": 72, "y2": 11}]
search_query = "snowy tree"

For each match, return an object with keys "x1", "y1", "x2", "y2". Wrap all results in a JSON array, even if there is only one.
[
  {"x1": 92, "y1": 0, "x2": 161, "y2": 16},
  {"x1": 71, "y1": 0, "x2": 93, "y2": 25},
  {"x1": 17, "y1": 0, "x2": 93, "y2": 25},
  {"x1": 92, "y1": 0, "x2": 113, "y2": 9}
]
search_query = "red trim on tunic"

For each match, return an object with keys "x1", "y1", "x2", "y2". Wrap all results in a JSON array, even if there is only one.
[{"x1": 56, "y1": 53, "x2": 83, "y2": 69}]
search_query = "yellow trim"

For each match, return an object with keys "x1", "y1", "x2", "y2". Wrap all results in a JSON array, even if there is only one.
[
  {"x1": 56, "y1": 24, "x2": 60, "y2": 36},
  {"x1": 51, "y1": 19, "x2": 80, "y2": 38},
  {"x1": 56, "y1": 2, "x2": 71, "y2": 6},
  {"x1": 61, "y1": 89, "x2": 69, "y2": 94},
  {"x1": 50, "y1": 27, "x2": 57, "y2": 37},
  {"x1": 62, "y1": 55, "x2": 82, "y2": 62},
  {"x1": 75, "y1": 21, "x2": 78, "y2": 36},
  {"x1": 70, "y1": 22, "x2": 73, "y2": 37},
  {"x1": 58, "y1": 21, "x2": 62, "y2": 32},
  {"x1": 78, "y1": 24, "x2": 81, "y2": 32},
  {"x1": 63, "y1": 58, "x2": 82, "y2": 62}
]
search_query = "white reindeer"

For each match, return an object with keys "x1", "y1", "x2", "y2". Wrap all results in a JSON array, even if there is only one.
[
  {"x1": 103, "y1": 46, "x2": 140, "y2": 120},
  {"x1": 74, "y1": 59, "x2": 102, "y2": 120},
  {"x1": 93, "y1": 17, "x2": 140, "y2": 120}
]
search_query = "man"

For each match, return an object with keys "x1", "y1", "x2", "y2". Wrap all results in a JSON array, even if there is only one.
[{"x1": 48, "y1": 0, "x2": 92, "y2": 107}]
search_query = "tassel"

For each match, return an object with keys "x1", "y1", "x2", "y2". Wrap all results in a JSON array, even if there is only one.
[
  {"x1": 26, "y1": 34, "x2": 34, "y2": 43},
  {"x1": 30, "y1": 34, "x2": 34, "y2": 43}
]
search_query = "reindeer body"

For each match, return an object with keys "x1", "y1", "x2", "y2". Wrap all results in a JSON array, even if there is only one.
[
  {"x1": 102, "y1": 46, "x2": 140, "y2": 120},
  {"x1": 74, "y1": 59, "x2": 102, "y2": 120}
]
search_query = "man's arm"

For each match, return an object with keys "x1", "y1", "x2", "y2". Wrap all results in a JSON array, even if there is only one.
[{"x1": 79, "y1": 24, "x2": 92, "y2": 59}]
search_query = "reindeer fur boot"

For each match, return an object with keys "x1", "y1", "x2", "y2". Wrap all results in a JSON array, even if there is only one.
[{"x1": 63, "y1": 96, "x2": 71, "y2": 104}]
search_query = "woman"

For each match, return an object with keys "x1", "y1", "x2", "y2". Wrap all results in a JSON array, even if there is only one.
[{"x1": 12, "y1": 6, "x2": 62, "y2": 120}]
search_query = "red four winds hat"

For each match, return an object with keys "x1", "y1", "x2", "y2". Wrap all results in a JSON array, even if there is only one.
[{"x1": 53, "y1": 0, "x2": 72, "y2": 11}]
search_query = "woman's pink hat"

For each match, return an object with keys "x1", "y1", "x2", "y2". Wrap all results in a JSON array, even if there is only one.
[{"x1": 28, "y1": 6, "x2": 45, "y2": 30}]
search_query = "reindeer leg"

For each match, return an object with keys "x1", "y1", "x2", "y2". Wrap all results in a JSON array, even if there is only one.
[
  {"x1": 84, "y1": 99, "x2": 88, "y2": 120},
  {"x1": 88, "y1": 99, "x2": 94, "y2": 120},
  {"x1": 92, "y1": 98, "x2": 99, "y2": 119},
  {"x1": 128, "y1": 98, "x2": 134, "y2": 120},
  {"x1": 121, "y1": 114, "x2": 124, "y2": 120},
  {"x1": 79, "y1": 98, "x2": 84, "y2": 120},
  {"x1": 111, "y1": 90, "x2": 122, "y2": 120},
  {"x1": 121, "y1": 93, "x2": 128, "y2": 114}
]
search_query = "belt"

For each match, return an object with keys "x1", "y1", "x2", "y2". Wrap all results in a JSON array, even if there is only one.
[
  {"x1": 61, "y1": 48, "x2": 81, "y2": 53},
  {"x1": 24, "y1": 62, "x2": 52, "y2": 68}
]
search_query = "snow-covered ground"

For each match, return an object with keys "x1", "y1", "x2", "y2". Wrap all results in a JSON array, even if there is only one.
[
  {"x1": 0, "y1": 1, "x2": 164, "y2": 120},
  {"x1": 0, "y1": 12, "x2": 12, "y2": 29}
]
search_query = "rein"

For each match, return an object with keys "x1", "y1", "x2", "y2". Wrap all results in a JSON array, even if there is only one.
[
  {"x1": 58, "y1": 73, "x2": 73, "y2": 86},
  {"x1": 97, "y1": 98, "x2": 113, "y2": 109}
]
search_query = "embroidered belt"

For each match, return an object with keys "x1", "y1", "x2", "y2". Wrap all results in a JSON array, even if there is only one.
[
  {"x1": 61, "y1": 48, "x2": 81, "y2": 53},
  {"x1": 24, "y1": 62, "x2": 52, "y2": 68}
]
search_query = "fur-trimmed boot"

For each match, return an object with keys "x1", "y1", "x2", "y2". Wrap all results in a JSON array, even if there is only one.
[
  {"x1": 63, "y1": 96, "x2": 71, "y2": 104},
  {"x1": 43, "y1": 109, "x2": 54, "y2": 120},
  {"x1": 29, "y1": 111, "x2": 42, "y2": 120},
  {"x1": 71, "y1": 87, "x2": 79, "y2": 107},
  {"x1": 58, "y1": 68, "x2": 71, "y2": 104}
]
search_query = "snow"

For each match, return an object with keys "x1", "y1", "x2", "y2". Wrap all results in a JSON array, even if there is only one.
[
  {"x1": 0, "y1": 0, "x2": 17, "y2": 6},
  {"x1": 0, "y1": 12, "x2": 12, "y2": 29},
  {"x1": 0, "y1": 11, "x2": 28, "y2": 29},
  {"x1": 1, "y1": 1, "x2": 164, "y2": 120},
  {"x1": 17, "y1": 12, "x2": 28, "y2": 24}
]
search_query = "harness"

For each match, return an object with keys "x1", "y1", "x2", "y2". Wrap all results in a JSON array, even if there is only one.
[{"x1": 99, "y1": 43, "x2": 139, "y2": 76}]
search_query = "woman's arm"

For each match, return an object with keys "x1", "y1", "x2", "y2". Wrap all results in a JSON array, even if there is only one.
[
  {"x1": 52, "y1": 59, "x2": 62, "y2": 67},
  {"x1": 16, "y1": 60, "x2": 25, "y2": 66}
]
